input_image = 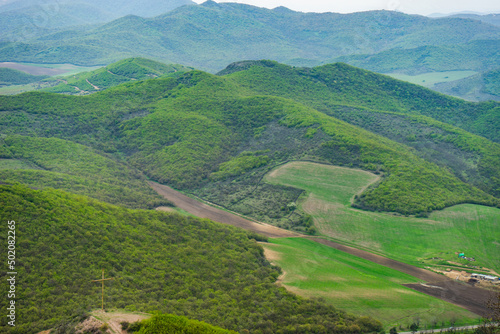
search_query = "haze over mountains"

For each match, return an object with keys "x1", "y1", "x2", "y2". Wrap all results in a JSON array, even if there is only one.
[
  {"x1": 1, "y1": 0, "x2": 499, "y2": 101},
  {"x1": 1, "y1": 1, "x2": 498, "y2": 68},
  {"x1": 0, "y1": 0, "x2": 194, "y2": 41}
]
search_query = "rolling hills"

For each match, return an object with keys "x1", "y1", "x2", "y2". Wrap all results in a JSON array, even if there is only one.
[
  {"x1": 0, "y1": 0, "x2": 195, "y2": 43},
  {"x1": 0, "y1": 59, "x2": 498, "y2": 226},
  {"x1": 1, "y1": 2, "x2": 499, "y2": 72},
  {"x1": 333, "y1": 40, "x2": 500, "y2": 101},
  {"x1": 41, "y1": 57, "x2": 192, "y2": 94}
]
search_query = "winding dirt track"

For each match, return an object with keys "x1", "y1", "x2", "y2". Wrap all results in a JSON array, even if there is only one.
[
  {"x1": 149, "y1": 181, "x2": 494, "y2": 317},
  {"x1": 149, "y1": 182, "x2": 298, "y2": 238}
]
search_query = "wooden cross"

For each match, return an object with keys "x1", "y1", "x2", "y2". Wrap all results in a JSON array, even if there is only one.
[{"x1": 91, "y1": 269, "x2": 114, "y2": 311}]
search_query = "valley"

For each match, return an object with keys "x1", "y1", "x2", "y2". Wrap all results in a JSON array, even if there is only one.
[
  {"x1": 148, "y1": 160, "x2": 498, "y2": 328},
  {"x1": 1, "y1": 1, "x2": 499, "y2": 332},
  {"x1": 0, "y1": 59, "x2": 499, "y2": 333}
]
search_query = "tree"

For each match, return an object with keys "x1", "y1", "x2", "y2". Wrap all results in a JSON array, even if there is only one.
[{"x1": 390, "y1": 327, "x2": 398, "y2": 334}]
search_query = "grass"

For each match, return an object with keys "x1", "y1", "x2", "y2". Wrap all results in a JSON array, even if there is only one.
[
  {"x1": 262, "y1": 237, "x2": 480, "y2": 328},
  {"x1": 264, "y1": 161, "x2": 500, "y2": 272},
  {"x1": 387, "y1": 71, "x2": 478, "y2": 88}
]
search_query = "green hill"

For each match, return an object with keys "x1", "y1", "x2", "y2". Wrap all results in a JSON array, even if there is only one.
[
  {"x1": 333, "y1": 40, "x2": 500, "y2": 75},
  {"x1": 219, "y1": 61, "x2": 500, "y2": 199},
  {"x1": 42, "y1": 57, "x2": 192, "y2": 94},
  {"x1": 132, "y1": 313, "x2": 237, "y2": 333},
  {"x1": 1, "y1": 3, "x2": 499, "y2": 71},
  {"x1": 332, "y1": 40, "x2": 500, "y2": 101},
  {"x1": 0, "y1": 0, "x2": 195, "y2": 43},
  {"x1": 1, "y1": 61, "x2": 498, "y2": 224},
  {"x1": 0, "y1": 67, "x2": 49, "y2": 86},
  {"x1": 0, "y1": 183, "x2": 382, "y2": 333},
  {"x1": 0, "y1": 134, "x2": 172, "y2": 209}
]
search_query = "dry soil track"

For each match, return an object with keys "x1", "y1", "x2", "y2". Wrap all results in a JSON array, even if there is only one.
[
  {"x1": 150, "y1": 181, "x2": 494, "y2": 317},
  {"x1": 149, "y1": 182, "x2": 298, "y2": 238}
]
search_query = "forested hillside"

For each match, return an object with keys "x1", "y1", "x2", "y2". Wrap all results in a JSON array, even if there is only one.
[
  {"x1": 1, "y1": 2, "x2": 499, "y2": 71},
  {"x1": 333, "y1": 40, "x2": 500, "y2": 75},
  {"x1": 0, "y1": 134, "x2": 171, "y2": 209},
  {"x1": 1, "y1": 61, "x2": 498, "y2": 227},
  {"x1": 0, "y1": 183, "x2": 383, "y2": 333},
  {"x1": 333, "y1": 40, "x2": 500, "y2": 101},
  {"x1": 0, "y1": 0, "x2": 194, "y2": 42},
  {"x1": 0, "y1": 68, "x2": 48, "y2": 86}
]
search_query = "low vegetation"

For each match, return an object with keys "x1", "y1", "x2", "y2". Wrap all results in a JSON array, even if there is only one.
[{"x1": 128, "y1": 313, "x2": 238, "y2": 334}]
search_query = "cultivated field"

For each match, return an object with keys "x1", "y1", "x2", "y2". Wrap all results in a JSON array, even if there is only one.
[
  {"x1": 0, "y1": 62, "x2": 100, "y2": 95},
  {"x1": 261, "y1": 238, "x2": 480, "y2": 328},
  {"x1": 150, "y1": 173, "x2": 495, "y2": 329},
  {"x1": 264, "y1": 161, "x2": 500, "y2": 272},
  {"x1": 0, "y1": 62, "x2": 99, "y2": 76}
]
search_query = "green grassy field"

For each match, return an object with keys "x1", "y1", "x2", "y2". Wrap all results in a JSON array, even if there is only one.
[
  {"x1": 262, "y1": 238, "x2": 479, "y2": 328},
  {"x1": 264, "y1": 162, "x2": 500, "y2": 272},
  {"x1": 387, "y1": 71, "x2": 477, "y2": 88}
]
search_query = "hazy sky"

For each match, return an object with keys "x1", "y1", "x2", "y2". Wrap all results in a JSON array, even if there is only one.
[{"x1": 191, "y1": 0, "x2": 500, "y2": 15}]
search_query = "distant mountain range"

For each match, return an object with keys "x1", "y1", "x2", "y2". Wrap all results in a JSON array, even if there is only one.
[
  {"x1": 429, "y1": 12, "x2": 500, "y2": 26},
  {"x1": 0, "y1": 0, "x2": 194, "y2": 41},
  {"x1": 1, "y1": 1, "x2": 499, "y2": 70},
  {"x1": 1, "y1": 1, "x2": 499, "y2": 100}
]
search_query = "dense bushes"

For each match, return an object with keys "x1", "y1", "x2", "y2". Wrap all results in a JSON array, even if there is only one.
[
  {"x1": 0, "y1": 184, "x2": 380, "y2": 333},
  {"x1": 0, "y1": 61, "x2": 498, "y2": 217},
  {"x1": 0, "y1": 135, "x2": 172, "y2": 209}
]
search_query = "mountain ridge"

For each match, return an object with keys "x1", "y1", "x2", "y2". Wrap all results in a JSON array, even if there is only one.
[
  {"x1": 1, "y1": 59, "x2": 498, "y2": 221},
  {"x1": 1, "y1": 4, "x2": 499, "y2": 72}
]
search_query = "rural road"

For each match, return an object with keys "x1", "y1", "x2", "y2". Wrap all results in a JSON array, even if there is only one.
[
  {"x1": 149, "y1": 182, "x2": 298, "y2": 238},
  {"x1": 150, "y1": 181, "x2": 495, "y2": 317}
]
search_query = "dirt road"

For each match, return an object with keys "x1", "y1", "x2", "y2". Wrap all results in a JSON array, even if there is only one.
[
  {"x1": 150, "y1": 181, "x2": 494, "y2": 316},
  {"x1": 310, "y1": 238, "x2": 495, "y2": 316},
  {"x1": 149, "y1": 182, "x2": 298, "y2": 238}
]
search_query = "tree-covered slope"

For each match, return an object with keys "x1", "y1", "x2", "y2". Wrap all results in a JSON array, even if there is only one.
[
  {"x1": 42, "y1": 57, "x2": 192, "y2": 94},
  {"x1": 220, "y1": 61, "x2": 500, "y2": 200},
  {"x1": 0, "y1": 67, "x2": 48, "y2": 86},
  {"x1": 331, "y1": 40, "x2": 500, "y2": 101},
  {"x1": 0, "y1": 63, "x2": 498, "y2": 222},
  {"x1": 333, "y1": 40, "x2": 500, "y2": 75},
  {"x1": 1, "y1": 2, "x2": 499, "y2": 71},
  {"x1": 0, "y1": 183, "x2": 382, "y2": 334},
  {"x1": 221, "y1": 61, "x2": 500, "y2": 143},
  {"x1": 0, "y1": 134, "x2": 172, "y2": 209},
  {"x1": 0, "y1": 0, "x2": 195, "y2": 43}
]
